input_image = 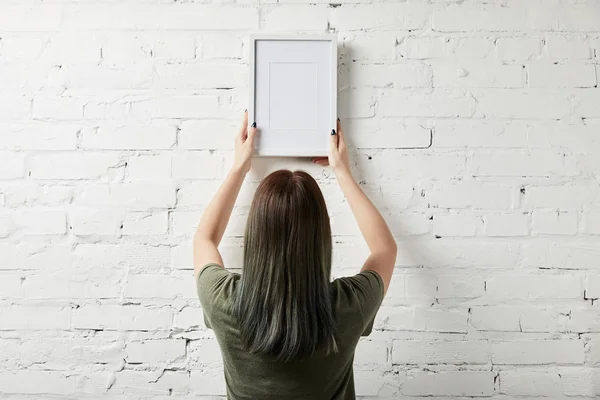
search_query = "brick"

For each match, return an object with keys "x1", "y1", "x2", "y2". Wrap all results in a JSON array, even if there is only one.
[
  {"x1": 339, "y1": 32, "x2": 396, "y2": 61},
  {"x1": 154, "y1": 35, "x2": 196, "y2": 60},
  {"x1": 190, "y1": 368, "x2": 226, "y2": 395},
  {"x1": 470, "y1": 152, "x2": 575, "y2": 177},
  {"x1": 471, "y1": 306, "x2": 570, "y2": 333},
  {"x1": 263, "y1": 6, "x2": 328, "y2": 30},
  {"x1": 344, "y1": 118, "x2": 431, "y2": 149},
  {"x1": 447, "y1": 37, "x2": 495, "y2": 59},
  {"x1": 399, "y1": 37, "x2": 446, "y2": 59},
  {"x1": 200, "y1": 35, "x2": 243, "y2": 59},
  {"x1": 14, "y1": 210, "x2": 66, "y2": 235},
  {"x1": 18, "y1": 336, "x2": 125, "y2": 368},
  {"x1": 433, "y1": 5, "x2": 528, "y2": 32},
  {"x1": 75, "y1": 183, "x2": 176, "y2": 209},
  {"x1": 156, "y1": 63, "x2": 246, "y2": 89},
  {"x1": 189, "y1": 338, "x2": 223, "y2": 364},
  {"x1": 496, "y1": 37, "x2": 542, "y2": 60},
  {"x1": 83, "y1": 124, "x2": 177, "y2": 150},
  {"x1": 127, "y1": 153, "x2": 172, "y2": 180},
  {"x1": 125, "y1": 274, "x2": 196, "y2": 299},
  {"x1": 0, "y1": 306, "x2": 70, "y2": 330},
  {"x1": 402, "y1": 371, "x2": 494, "y2": 397},
  {"x1": 58, "y1": 64, "x2": 153, "y2": 90},
  {"x1": 574, "y1": 89, "x2": 600, "y2": 118},
  {"x1": 101, "y1": 34, "x2": 152, "y2": 63},
  {"x1": 72, "y1": 244, "x2": 170, "y2": 272},
  {"x1": 0, "y1": 243, "x2": 71, "y2": 271},
  {"x1": 529, "y1": 63, "x2": 597, "y2": 88},
  {"x1": 569, "y1": 310, "x2": 600, "y2": 333},
  {"x1": 0, "y1": 123, "x2": 78, "y2": 150},
  {"x1": 23, "y1": 269, "x2": 123, "y2": 300},
  {"x1": 588, "y1": 335, "x2": 600, "y2": 365},
  {"x1": 62, "y1": 5, "x2": 258, "y2": 30},
  {"x1": 109, "y1": 370, "x2": 189, "y2": 395},
  {"x1": 39, "y1": 34, "x2": 102, "y2": 64},
  {"x1": 433, "y1": 213, "x2": 477, "y2": 237},
  {"x1": 0, "y1": 95, "x2": 30, "y2": 120},
  {"x1": 69, "y1": 210, "x2": 123, "y2": 236},
  {"x1": 546, "y1": 34, "x2": 592, "y2": 59},
  {"x1": 376, "y1": 307, "x2": 468, "y2": 333},
  {"x1": 532, "y1": 210, "x2": 578, "y2": 235},
  {"x1": 0, "y1": 154, "x2": 25, "y2": 179},
  {"x1": 0, "y1": 273, "x2": 23, "y2": 299},
  {"x1": 528, "y1": 121, "x2": 600, "y2": 153},
  {"x1": 2, "y1": 184, "x2": 73, "y2": 207},
  {"x1": 522, "y1": 239, "x2": 600, "y2": 270},
  {"x1": 73, "y1": 306, "x2": 171, "y2": 331},
  {"x1": 392, "y1": 340, "x2": 489, "y2": 365},
  {"x1": 342, "y1": 63, "x2": 432, "y2": 89},
  {"x1": 0, "y1": 36, "x2": 45, "y2": 62},
  {"x1": 179, "y1": 120, "x2": 237, "y2": 150},
  {"x1": 172, "y1": 151, "x2": 224, "y2": 179},
  {"x1": 492, "y1": 340, "x2": 584, "y2": 365},
  {"x1": 586, "y1": 275, "x2": 600, "y2": 299},
  {"x1": 338, "y1": 88, "x2": 376, "y2": 118},
  {"x1": 432, "y1": 62, "x2": 524, "y2": 88},
  {"x1": 355, "y1": 340, "x2": 388, "y2": 366},
  {"x1": 29, "y1": 153, "x2": 122, "y2": 180},
  {"x1": 329, "y1": 4, "x2": 430, "y2": 31},
  {"x1": 131, "y1": 96, "x2": 223, "y2": 119},
  {"x1": 359, "y1": 152, "x2": 466, "y2": 181},
  {"x1": 483, "y1": 213, "x2": 529, "y2": 236},
  {"x1": 486, "y1": 275, "x2": 582, "y2": 300},
  {"x1": 559, "y1": 4, "x2": 600, "y2": 31},
  {"x1": 0, "y1": 5, "x2": 62, "y2": 31},
  {"x1": 0, "y1": 371, "x2": 75, "y2": 394},
  {"x1": 32, "y1": 96, "x2": 84, "y2": 120},
  {"x1": 173, "y1": 306, "x2": 207, "y2": 330},
  {"x1": 123, "y1": 212, "x2": 169, "y2": 235},
  {"x1": 437, "y1": 275, "x2": 486, "y2": 299},
  {"x1": 380, "y1": 89, "x2": 476, "y2": 118},
  {"x1": 525, "y1": 184, "x2": 598, "y2": 209},
  {"x1": 500, "y1": 368, "x2": 596, "y2": 397},
  {"x1": 474, "y1": 89, "x2": 572, "y2": 119},
  {"x1": 126, "y1": 339, "x2": 186, "y2": 363},
  {"x1": 427, "y1": 180, "x2": 513, "y2": 209}
]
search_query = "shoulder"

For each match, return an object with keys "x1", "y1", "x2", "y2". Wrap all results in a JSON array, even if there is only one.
[
  {"x1": 196, "y1": 264, "x2": 240, "y2": 308},
  {"x1": 332, "y1": 270, "x2": 384, "y2": 301}
]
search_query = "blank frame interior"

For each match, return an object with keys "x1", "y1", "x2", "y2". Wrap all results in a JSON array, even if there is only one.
[{"x1": 249, "y1": 35, "x2": 337, "y2": 157}]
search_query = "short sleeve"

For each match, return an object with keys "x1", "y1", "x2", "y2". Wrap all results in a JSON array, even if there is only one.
[
  {"x1": 196, "y1": 264, "x2": 234, "y2": 329},
  {"x1": 335, "y1": 270, "x2": 384, "y2": 336}
]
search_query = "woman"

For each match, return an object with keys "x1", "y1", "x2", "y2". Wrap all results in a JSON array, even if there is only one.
[{"x1": 194, "y1": 112, "x2": 397, "y2": 399}]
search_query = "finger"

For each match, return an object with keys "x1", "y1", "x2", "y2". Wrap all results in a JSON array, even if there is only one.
[
  {"x1": 337, "y1": 119, "x2": 346, "y2": 149},
  {"x1": 238, "y1": 111, "x2": 249, "y2": 140},
  {"x1": 314, "y1": 159, "x2": 329, "y2": 166},
  {"x1": 246, "y1": 122, "x2": 258, "y2": 145},
  {"x1": 330, "y1": 126, "x2": 339, "y2": 151},
  {"x1": 312, "y1": 157, "x2": 328, "y2": 163}
]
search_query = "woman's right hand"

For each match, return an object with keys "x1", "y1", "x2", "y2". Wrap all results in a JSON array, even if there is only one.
[{"x1": 313, "y1": 119, "x2": 351, "y2": 176}]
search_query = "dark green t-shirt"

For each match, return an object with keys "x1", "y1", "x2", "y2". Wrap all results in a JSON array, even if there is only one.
[{"x1": 196, "y1": 264, "x2": 384, "y2": 400}]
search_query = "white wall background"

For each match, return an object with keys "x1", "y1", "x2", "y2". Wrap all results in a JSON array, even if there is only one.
[{"x1": 1, "y1": 0, "x2": 599, "y2": 398}]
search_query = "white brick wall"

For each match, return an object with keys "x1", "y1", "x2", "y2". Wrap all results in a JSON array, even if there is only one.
[{"x1": 0, "y1": 1, "x2": 599, "y2": 399}]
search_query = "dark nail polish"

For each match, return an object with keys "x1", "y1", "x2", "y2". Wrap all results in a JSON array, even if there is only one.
[
  {"x1": 331, "y1": 129, "x2": 336, "y2": 135},
  {"x1": 337, "y1": 118, "x2": 340, "y2": 121},
  {"x1": 244, "y1": 109, "x2": 247, "y2": 112},
  {"x1": 251, "y1": 122, "x2": 257, "y2": 128}
]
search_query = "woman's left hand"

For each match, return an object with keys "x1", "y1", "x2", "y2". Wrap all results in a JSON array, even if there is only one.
[{"x1": 234, "y1": 112, "x2": 258, "y2": 174}]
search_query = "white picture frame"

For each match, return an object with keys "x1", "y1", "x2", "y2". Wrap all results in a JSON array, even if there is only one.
[{"x1": 249, "y1": 33, "x2": 338, "y2": 157}]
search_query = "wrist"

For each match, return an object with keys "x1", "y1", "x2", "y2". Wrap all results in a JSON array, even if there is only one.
[
  {"x1": 230, "y1": 164, "x2": 249, "y2": 177},
  {"x1": 334, "y1": 166, "x2": 353, "y2": 180}
]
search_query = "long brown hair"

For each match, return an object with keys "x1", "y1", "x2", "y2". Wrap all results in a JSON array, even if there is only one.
[{"x1": 233, "y1": 169, "x2": 337, "y2": 362}]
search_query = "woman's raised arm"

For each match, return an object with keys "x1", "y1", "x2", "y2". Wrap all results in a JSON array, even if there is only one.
[
  {"x1": 314, "y1": 120, "x2": 397, "y2": 294},
  {"x1": 193, "y1": 112, "x2": 257, "y2": 279}
]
